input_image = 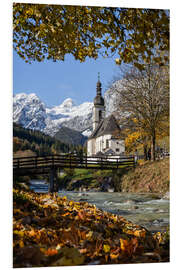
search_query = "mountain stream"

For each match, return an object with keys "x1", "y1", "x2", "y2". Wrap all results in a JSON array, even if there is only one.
[{"x1": 29, "y1": 179, "x2": 169, "y2": 233}]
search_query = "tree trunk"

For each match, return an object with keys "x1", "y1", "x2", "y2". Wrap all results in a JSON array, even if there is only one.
[
  {"x1": 143, "y1": 144, "x2": 148, "y2": 160},
  {"x1": 152, "y1": 130, "x2": 156, "y2": 161}
]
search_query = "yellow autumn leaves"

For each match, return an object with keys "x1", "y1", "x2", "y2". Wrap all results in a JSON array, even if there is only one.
[
  {"x1": 13, "y1": 4, "x2": 169, "y2": 66},
  {"x1": 13, "y1": 187, "x2": 169, "y2": 267}
]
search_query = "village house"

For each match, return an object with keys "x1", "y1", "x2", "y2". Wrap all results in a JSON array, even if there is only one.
[{"x1": 87, "y1": 76, "x2": 125, "y2": 156}]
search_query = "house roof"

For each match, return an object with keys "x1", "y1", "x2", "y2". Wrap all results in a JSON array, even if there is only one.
[{"x1": 89, "y1": 115, "x2": 121, "y2": 139}]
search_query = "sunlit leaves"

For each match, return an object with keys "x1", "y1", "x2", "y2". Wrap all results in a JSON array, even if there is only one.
[
  {"x1": 13, "y1": 3, "x2": 169, "y2": 66},
  {"x1": 114, "y1": 64, "x2": 169, "y2": 156},
  {"x1": 51, "y1": 247, "x2": 85, "y2": 266},
  {"x1": 13, "y1": 187, "x2": 169, "y2": 267},
  {"x1": 103, "y1": 244, "x2": 110, "y2": 253},
  {"x1": 44, "y1": 248, "x2": 58, "y2": 256}
]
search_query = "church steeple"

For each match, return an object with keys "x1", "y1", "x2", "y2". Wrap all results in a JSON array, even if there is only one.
[
  {"x1": 96, "y1": 72, "x2": 101, "y2": 95},
  {"x1": 94, "y1": 73, "x2": 104, "y2": 106},
  {"x1": 92, "y1": 73, "x2": 105, "y2": 130}
]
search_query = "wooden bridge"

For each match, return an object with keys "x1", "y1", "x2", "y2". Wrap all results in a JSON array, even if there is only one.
[{"x1": 13, "y1": 154, "x2": 135, "y2": 192}]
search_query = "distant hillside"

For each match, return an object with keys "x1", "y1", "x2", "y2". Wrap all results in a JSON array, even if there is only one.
[
  {"x1": 54, "y1": 126, "x2": 87, "y2": 146},
  {"x1": 13, "y1": 123, "x2": 74, "y2": 156}
]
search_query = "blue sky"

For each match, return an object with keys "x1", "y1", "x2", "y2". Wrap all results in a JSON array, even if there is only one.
[{"x1": 13, "y1": 49, "x2": 120, "y2": 107}]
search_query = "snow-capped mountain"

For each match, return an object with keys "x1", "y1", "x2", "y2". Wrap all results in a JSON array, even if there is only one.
[
  {"x1": 13, "y1": 84, "x2": 120, "y2": 138},
  {"x1": 13, "y1": 93, "x2": 93, "y2": 137},
  {"x1": 13, "y1": 93, "x2": 47, "y2": 131},
  {"x1": 45, "y1": 98, "x2": 93, "y2": 136},
  {"x1": 104, "y1": 80, "x2": 125, "y2": 117}
]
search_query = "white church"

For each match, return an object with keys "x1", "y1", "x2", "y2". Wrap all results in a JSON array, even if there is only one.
[{"x1": 87, "y1": 76, "x2": 125, "y2": 157}]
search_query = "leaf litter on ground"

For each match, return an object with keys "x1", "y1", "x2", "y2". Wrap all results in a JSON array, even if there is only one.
[{"x1": 13, "y1": 188, "x2": 169, "y2": 267}]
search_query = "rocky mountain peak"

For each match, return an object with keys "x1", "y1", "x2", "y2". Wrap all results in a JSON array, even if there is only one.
[
  {"x1": 60, "y1": 98, "x2": 76, "y2": 108},
  {"x1": 13, "y1": 83, "x2": 120, "y2": 138}
]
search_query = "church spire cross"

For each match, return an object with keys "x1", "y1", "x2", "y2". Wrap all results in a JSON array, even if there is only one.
[
  {"x1": 98, "y1": 72, "x2": 100, "y2": 82},
  {"x1": 96, "y1": 72, "x2": 102, "y2": 96}
]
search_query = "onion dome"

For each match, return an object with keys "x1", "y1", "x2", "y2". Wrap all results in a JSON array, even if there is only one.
[{"x1": 94, "y1": 73, "x2": 104, "y2": 106}]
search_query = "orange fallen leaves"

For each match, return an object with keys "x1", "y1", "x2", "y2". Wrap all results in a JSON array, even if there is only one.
[
  {"x1": 120, "y1": 237, "x2": 139, "y2": 256},
  {"x1": 134, "y1": 230, "x2": 146, "y2": 238},
  {"x1": 110, "y1": 253, "x2": 119, "y2": 260},
  {"x1": 44, "y1": 248, "x2": 58, "y2": 256},
  {"x1": 13, "y1": 188, "x2": 169, "y2": 267}
]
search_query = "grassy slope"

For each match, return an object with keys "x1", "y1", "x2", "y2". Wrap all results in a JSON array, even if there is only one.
[
  {"x1": 58, "y1": 158, "x2": 169, "y2": 195},
  {"x1": 59, "y1": 158, "x2": 170, "y2": 195},
  {"x1": 58, "y1": 169, "x2": 103, "y2": 191},
  {"x1": 120, "y1": 158, "x2": 169, "y2": 195}
]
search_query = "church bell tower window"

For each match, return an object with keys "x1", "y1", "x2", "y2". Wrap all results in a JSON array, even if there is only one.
[{"x1": 99, "y1": 110, "x2": 102, "y2": 121}]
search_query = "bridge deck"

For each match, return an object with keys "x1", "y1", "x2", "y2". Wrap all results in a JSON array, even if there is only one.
[{"x1": 13, "y1": 154, "x2": 135, "y2": 176}]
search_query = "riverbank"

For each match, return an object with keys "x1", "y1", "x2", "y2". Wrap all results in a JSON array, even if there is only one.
[
  {"x1": 13, "y1": 187, "x2": 169, "y2": 267},
  {"x1": 120, "y1": 158, "x2": 169, "y2": 195},
  {"x1": 58, "y1": 158, "x2": 169, "y2": 196}
]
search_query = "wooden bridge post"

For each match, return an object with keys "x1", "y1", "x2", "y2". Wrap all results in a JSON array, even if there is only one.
[
  {"x1": 17, "y1": 159, "x2": 20, "y2": 169},
  {"x1": 117, "y1": 158, "x2": 119, "y2": 169},
  {"x1": 49, "y1": 168, "x2": 58, "y2": 193}
]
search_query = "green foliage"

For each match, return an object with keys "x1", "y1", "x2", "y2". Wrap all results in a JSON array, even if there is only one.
[
  {"x1": 13, "y1": 4, "x2": 169, "y2": 67},
  {"x1": 93, "y1": 169, "x2": 112, "y2": 178},
  {"x1": 13, "y1": 190, "x2": 29, "y2": 205},
  {"x1": 13, "y1": 175, "x2": 31, "y2": 185},
  {"x1": 54, "y1": 126, "x2": 87, "y2": 146},
  {"x1": 13, "y1": 123, "x2": 72, "y2": 155},
  {"x1": 63, "y1": 168, "x2": 75, "y2": 178}
]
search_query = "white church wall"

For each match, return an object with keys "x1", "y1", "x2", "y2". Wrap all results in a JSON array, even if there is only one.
[
  {"x1": 96, "y1": 134, "x2": 112, "y2": 152},
  {"x1": 95, "y1": 134, "x2": 125, "y2": 155},
  {"x1": 87, "y1": 140, "x2": 92, "y2": 156},
  {"x1": 110, "y1": 139, "x2": 125, "y2": 154},
  {"x1": 87, "y1": 138, "x2": 97, "y2": 156},
  {"x1": 87, "y1": 139, "x2": 94, "y2": 156},
  {"x1": 87, "y1": 135, "x2": 125, "y2": 156},
  {"x1": 92, "y1": 105, "x2": 105, "y2": 130}
]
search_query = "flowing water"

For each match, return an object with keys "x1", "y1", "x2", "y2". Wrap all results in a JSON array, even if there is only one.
[{"x1": 29, "y1": 179, "x2": 169, "y2": 233}]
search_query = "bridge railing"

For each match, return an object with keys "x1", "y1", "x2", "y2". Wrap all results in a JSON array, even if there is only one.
[{"x1": 13, "y1": 154, "x2": 135, "y2": 171}]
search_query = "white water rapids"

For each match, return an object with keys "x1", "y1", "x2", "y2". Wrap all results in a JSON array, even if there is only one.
[{"x1": 29, "y1": 179, "x2": 169, "y2": 233}]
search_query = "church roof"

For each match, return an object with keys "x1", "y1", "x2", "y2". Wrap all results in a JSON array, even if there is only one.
[
  {"x1": 104, "y1": 149, "x2": 116, "y2": 155},
  {"x1": 89, "y1": 115, "x2": 121, "y2": 139},
  {"x1": 95, "y1": 151, "x2": 105, "y2": 157}
]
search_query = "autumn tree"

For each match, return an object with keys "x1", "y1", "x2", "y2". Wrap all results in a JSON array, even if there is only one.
[
  {"x1": 111, "y1": 64, "x2": 169, "y2": 160},
  {"x1": 124, "y1": 126, "x2": 150, "y2": 158},
  {"x1": 13, "y1": 3, "x2": 169, "y2": 67}
]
